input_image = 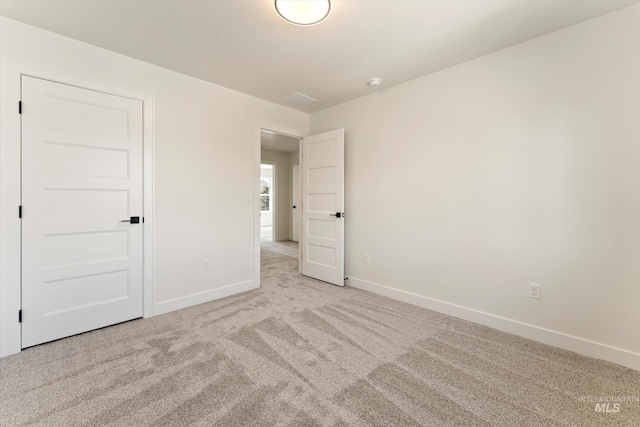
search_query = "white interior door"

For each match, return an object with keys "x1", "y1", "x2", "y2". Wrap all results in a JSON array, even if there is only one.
[
  {"x1": 292, "y1": 165, "x2": 300, "y2": 242},
  {"x1": 21, "y1": 76, "x2": 144, "y2": 348},
  {"x1": 301, "y1": 129, "x2": 345, "y2": 286}
]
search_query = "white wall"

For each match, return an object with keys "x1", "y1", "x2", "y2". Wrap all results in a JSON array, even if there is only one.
[
  {"x1": 0, "y1": 17, "x2": 308, "y2": 354},
  {"x1": 261, "y1": 148, "x2": 294, "y2": 240},
  {"x1": 311, "y1": 6, "x2": 640, "y2": 368},
  {"x1": 290, "y1": 151, "x2": 299, "y2": 167}
]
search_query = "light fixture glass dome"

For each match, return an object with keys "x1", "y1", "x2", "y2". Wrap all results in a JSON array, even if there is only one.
[{"x1": 274, "y1": 0, "x2": 331, "y2": 26}]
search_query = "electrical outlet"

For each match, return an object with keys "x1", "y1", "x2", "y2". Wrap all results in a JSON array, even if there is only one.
[
  {"x1": 203, "y1": 260, "x2": 212, "y2": 272},
  {"x1": 363, "y1": 253, "x2": 370, "y2": 264},
  {"x1": 529, "y1": 283, "x2": 540, "y2": 299}
]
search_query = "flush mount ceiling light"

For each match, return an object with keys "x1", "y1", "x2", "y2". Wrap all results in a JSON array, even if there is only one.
[{"x1": 274, "y1": 0, "x2": 331, "y2": 26}]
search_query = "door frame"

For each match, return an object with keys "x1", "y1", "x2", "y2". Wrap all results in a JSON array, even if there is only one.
[
  {"x1": 291, "y1": 164, "x2": 300, "y2": 243},
  {"x1": 260, "y1": 161, "x2": 278, "y2": 242},
  {"x1": 254, "y1": 121, "x2": 305, "y2": 283},
  {"x1": 0, "y1": 59, "x2": 155, "y2": 357}
]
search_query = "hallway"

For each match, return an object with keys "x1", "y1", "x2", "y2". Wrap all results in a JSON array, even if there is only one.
[{"x1": 261, "y1": 239, "x2": 299, "y2": 260}]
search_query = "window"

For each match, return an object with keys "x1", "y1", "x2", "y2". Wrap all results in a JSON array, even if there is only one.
[
  {"x1": 260, "y1": 164, "x2": 274, "y2": 212},
  {"x1": 260, "y1": 179, "x2": 271, "y2": 211}
]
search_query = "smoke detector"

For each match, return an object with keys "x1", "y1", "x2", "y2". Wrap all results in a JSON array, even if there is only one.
[{"x1": 368, "y1": 78, "x2": 382, "y2": 87}]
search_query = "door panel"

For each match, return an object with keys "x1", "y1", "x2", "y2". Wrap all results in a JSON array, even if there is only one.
[
  {"x1": 307, "y1": 219, "x2": 336, "y2": 240},
  {"x1": 21, "y1": 76, "x2": 144, "y2": 348},
  {"x1": 301, "y1": 129, "x2": 345, "y2": 286},
  {"x1": 42, "y1": 142, "x2": 130, "y2": 178}
]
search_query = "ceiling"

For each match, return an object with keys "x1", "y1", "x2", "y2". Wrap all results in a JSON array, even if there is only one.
[
  {"x1": 1, "y1": 0, "x2": 638, "y2": 113},
  {"x1": 261, "y1": 131, "x2": 299, "y2": 153}
]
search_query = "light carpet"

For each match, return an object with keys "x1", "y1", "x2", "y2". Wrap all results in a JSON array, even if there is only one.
[{"x1": 1, "y1": 241, "x2": 638, "y2": 426}]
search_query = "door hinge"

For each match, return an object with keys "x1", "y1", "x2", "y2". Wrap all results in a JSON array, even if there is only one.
[
  {"x1": 18, "y1": 101, "x2": 22, "y2": 115},
  {"x1": 18, "y1": 310, "x2": 22, "y2": 323},
  {"x1": 18, "y1": 205, "x2": 22, "y2": 219}
]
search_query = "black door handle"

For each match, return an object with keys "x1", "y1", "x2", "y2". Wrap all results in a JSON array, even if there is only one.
[
  {"x1": 121, "y1": 216, "x2": 140, "y2": 224},
  {"x1": 292, "y1": 205, "x2": 296, "y2": 209},
  {"x1": 329, "y1": 212, "x2": 343, "y2": 218}
]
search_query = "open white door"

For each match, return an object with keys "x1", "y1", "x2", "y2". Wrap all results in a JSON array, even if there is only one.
[
  {"x1": 21, "y1": 76, "x2": 144, "y2": 347},
  {"x1": 292, "y1": 165, "x2": 300, "y2": 242},
  {"x1": 301, "y1": 129, "x2": 345, "y2": 286}
]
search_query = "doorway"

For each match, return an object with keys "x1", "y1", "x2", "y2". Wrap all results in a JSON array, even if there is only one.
[
  {"x1": 254, "y1": 123, "x2": 346, "y2": 289},
  {"x1": 1, "y1": 60, "x2": 154, "y2": 357},
  {"x1": 21, "y1": 76, "x2": 145, "y2": 348},
  {"x1": 259, "y1": 130, "x2": 301, "y2": 268},
  {"x1": 260, "y1": 163, "x2": 275, "y2": 242}
]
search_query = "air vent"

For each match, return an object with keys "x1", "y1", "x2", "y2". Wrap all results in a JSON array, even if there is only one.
[{"x1": 281, "y1": 92, "x2": 317, "y2": 106}]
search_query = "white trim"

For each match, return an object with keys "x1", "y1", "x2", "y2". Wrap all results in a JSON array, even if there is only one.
[
  {"x1": 143, "y1": 90, "x2": 155, "y2": 319},
  {"x1": 0, "y1": 58, "x2": 155, "y2": 357},
  {"x1": 254, "y1": 121, "x2": 305, "y2": 288},
  {"x1": 0, "y1": 59, "x2": 22, "y2": 357},
  {"x1": 153, "y1": 280, "x2": 258, "y2": 316},
  {"x1": 297, "y1": 143, "x2": 303, "y2": 273},
  {"x1": 347, "y1": 276, "x2": 640, "y2": 371}
]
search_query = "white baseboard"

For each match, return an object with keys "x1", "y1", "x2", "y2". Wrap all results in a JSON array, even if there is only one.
[
  {"x1": 347, "y1": 277, "x2": 640, "y2": 371},
  {"x1": 153, "y1": 279, "x2": 258, "y2": 316}
]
